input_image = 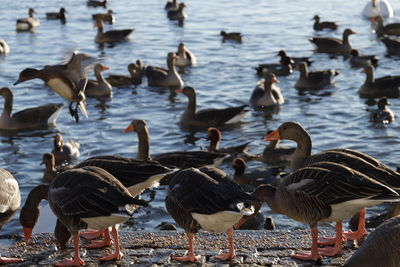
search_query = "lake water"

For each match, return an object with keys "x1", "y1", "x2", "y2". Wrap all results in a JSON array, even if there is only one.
[{"x1": 1, "y1": 0, "x2": 400, "y2": 236}]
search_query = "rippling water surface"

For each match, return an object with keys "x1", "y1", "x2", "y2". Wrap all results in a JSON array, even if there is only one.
[{"x1": 1, "y1": 0, "x2": 400, "y2": 236}]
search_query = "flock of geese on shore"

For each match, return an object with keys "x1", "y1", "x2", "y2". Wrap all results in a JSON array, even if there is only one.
[{"x1": 2, "y1": 0, "x2": 400, "y2": 266}]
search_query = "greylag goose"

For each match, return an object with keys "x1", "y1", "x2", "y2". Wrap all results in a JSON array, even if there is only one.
[
  {"x1": 250, "y1": 161, "x2": 399, "y2": 261},
  {"x1": 362, "y1": 0, "x2": 393, "y2": 18},
  {"x1": 277, "y1": 50, "x2": 312, "y2": 67},
  {"x1": 255, "y1": 55, "x2": 292, "y2": 76},
  {"x1": 175, "y1": 43, "x2": 197, "y2": 72},
  {"x1": 250, "y1": 73, "x2": 285, "y2": 107},
  {"x1": 94, "y1": 19, "x2": 133, "y2": 44},
  {"x1": 262, "y1": 132, "x2": 295, "y2": 166},
  {"x1": 265, "y1": 121, "x2": 400, "y2": 241},
  {"x1": 48, "y1": 166, "x2": 148, "y2": 266},
  {"x1": 344, "y1": 215, "x2": 400, "y2": 267},
  {"x1": 165, "y1": 0, "x2": 180, "y2": 11},
  {"x1": 349, "y1": 49, "x2": 379, "y2": 68},
  {"x1": 207, "y1": 127, "x2": 250, "y2": 157},
  {"x1": 87, "y1": 0, "x2": 107, "y2": 7},
  {"x1": 14, "y1": 52, "x2": 97, "y2": 122},
  {"x1": 124, "y1": 119, "x2": 229, "y2": 169},
  {"x1": 92, "y1": 9, "x2": 114, "y2": 24},
  {"x1": 370, "y1": 97, "x2": 395, "y2": 123},
  {"x1": 16, "y1": 8, "x2": 39, "y2": 32},
  {"x1": 309, "y1": 28, "x2": 356, "y2": 54},
  {"x1": 0, "y1": 169, "x2": 23, "y2": 263},
  {"x1": 295, "y1": 62, "x2": 339, "y2": 90},
  {"x1": 167, "y1": 3, "x2": 186, "y2": 21},
  {"x1": 312, "y1": 15, "x2": 338, "y2": 31},
  {"x1": 381, "y1": 36, "x2": 400, "y2": 55},
  {"x1": 85, "y1": 63, "x2": 113, "y2": 97},
  {"x1": 41, "y1": 153, "x2": 66, "y2": 182},
  {"x1": 220, "y1": 31, "x2": 242, "y2": 43},
  {"x1": 51, "y1": 133, "x2": 80, "y2": 165},
  {"x1": 46, "y1": 8, "x2": 67, "y2": 24},
  {"x1": 144, "y1": 52, "x2": 184, "y2": 88},
  {"x1": 359, "y1": 65, "x2": 400, "y2": 98},
  {"x1": 177, "y1": 86, "x2": 248, "y2": 128},
  {"x1": 0, "y1": 87, "x2": 63, "y2": 131},
  {"x1": 0, "y1": 39, "x2": 10, "y2": 54},
  {"x1": 166, "y1": 167, "x2": 257, "y2": 262},
  {"x1": 371, "y1": 15, "x2": 400, "y2": 36}
]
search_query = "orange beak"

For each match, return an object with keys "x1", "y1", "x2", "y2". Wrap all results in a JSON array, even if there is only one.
[
  {"x1": 123, "y1": 124, "x2": 135, "y2": 133},
  {"x1": 23, "y1": 227, "x2": 33, "y2": 243},
  {"x1": 175, "y1": 89, "x2": 183, "y2": 93},
  {"x1": 264, "y1": 129, "x2": 280, "y2": 141},
  {"x1": 102, "y1": 65, "x2": 109, "y2": 71},
  {"x1": 272, "y1": 77, "x2": 279, "y2": 83}
]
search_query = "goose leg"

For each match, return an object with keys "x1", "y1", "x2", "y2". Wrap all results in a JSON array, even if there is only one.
[
  {"x1": 214, "y1": 227, "x2": 236, "y2": 261},
  {"x1": 80, "y1": 229, "x2": 103, "y2": 240},
  {"x1": 318, "y1": 221, "x2": 343, "y2": 256},
  {"x1": 0, "y1": 256, "x2": 24, "y2": 263},
  {"x1": 100, "y1": 226, "x2": 123, "y2": 261},
  {"x1": 343, "y1": 208, "x2": 366, "y2": 241},
  {"x1": 291, "y1": 227, "x2": 322, "y2": 262},
  {"x1": 171, "y1": 233, "x2": 200, "y2": 262},
  {"x1": 54, "y1": 234, "x2": 84, "y2": 266},
  {"x1": 86, "y1": 228, "x2": 113, "y2": 248}
]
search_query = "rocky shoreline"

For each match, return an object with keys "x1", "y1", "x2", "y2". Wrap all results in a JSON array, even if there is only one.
[{"x1": 0, "y1": 229, "x2": 359, "y2": 266}]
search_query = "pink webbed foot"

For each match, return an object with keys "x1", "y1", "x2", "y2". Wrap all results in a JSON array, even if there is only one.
[
  {"x1": 318, "y1": 235, "x2": 346, "y2": 246},
  {"x1": 100, "y1": 251, "x2": 123, "y2": 261},
  {"x1": 343, "y1": 229, "x2": 366, "y2": 241},
  {"x1": 291, "y1": 252, "x2": 322, "y2": 262},
  {"x1": 80, "y1": 229, "x2": 103, "y2": 240},
  {"x1": 54, "y1": 257, "x2": 85, "y2": 266},
  {"x1": 318, "y1": 246, "x2": 342, "y2": 257},
  {"x1": 0, "y1": 256, "x2": 24, "y2": 263},
  {"x1": 213, "y1": 251, "x2": 236, "y2": 261},
  {"x1": 86, "y1": 239, "x2": 113, "y2": 249},
  {"x1": 170, "y1": 254, "x2": 200, "y2": 262}
]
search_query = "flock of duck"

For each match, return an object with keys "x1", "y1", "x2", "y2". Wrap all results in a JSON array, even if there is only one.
[{"x1": 2, "y1": 0, "x2": 400, "y2": 266}]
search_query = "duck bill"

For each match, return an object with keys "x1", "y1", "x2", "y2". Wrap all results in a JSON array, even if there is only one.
[
  {"x1": 123, "y1": 124, "x2": 135, "y2": 133},
  {"x1": 264, "y1": 129, "x2": 280, "y2": 141},
  {"x1": 13, "y1": 79, "x2": 22, "y2": 86},
  {"x1": 23, "y1": 227, "x2": 33, "y2": 243}
]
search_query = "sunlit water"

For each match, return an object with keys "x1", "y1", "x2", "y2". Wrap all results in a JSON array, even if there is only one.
[{"x1": 1, "y1": 0, "x2": 400, "y2": 237}]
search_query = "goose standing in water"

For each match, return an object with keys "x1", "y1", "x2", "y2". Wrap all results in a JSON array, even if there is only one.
[
  {"x1": 51, "y1": 133, "x2": 80, "y2": 165},
  {"x1": 309, "y1": 28, "x2": 356, "y2": 54},
  {"x1": 0, "y1": 87, "x2": 63, "y2": 131},
  {"x1": 85, "y1": 63, "x2": 113, "y2": 97},
  {"x1": 370, "y1": 97, "x2": 395, "y2": 123},
  {"x1": 144, "y1": 52, "x2": 184, "y2": 88},
  {"x1": 362, "y1": 0, "x2": 393, "y2": 18},
  {"x1": 359, "y1": 65, "x2": 400, "y2": 98},
  {"x1": 250, "y1": 73, "x2": 284, "y2": 107},
  {"x1": 14, "y1": 52, "x2": 97, "y2": 122},
  {"x1": 16, "y1": 8, "x2": 39, "y2": 32},
  {"x1": 176, "y1": 86, "x2": 248, "y2": 128},
  {"x1": 48, "y1": 166, "x2": 148, "y2": 266},
  {"x1": 166, "y1": 167, "x2": 257, "y2": 262},
  {"x1": 0, "y1": 169, "x2": 23, "y2": 263}
]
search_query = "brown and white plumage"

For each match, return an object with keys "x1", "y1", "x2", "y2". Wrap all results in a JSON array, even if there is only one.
[
  {"x1": 16, "y1": 8, "x2": 39, "y2": 32},
  {"x1": 250, "y1": 73, "x2": 285, "y2": 107},
  {"x1": 0, "y1": 87, "x2": 63, "y2": 131},
  {"x1": 85, "y1": 63, "x2": 113, "y2": 97},
  {"x1": 0, "y1": 39, "x2": 10, "y2": 54},
  {"x1": 144, "y1": 53, "x2": 184, "y2": 88},
  {"x1": 51, "y1": 133, "x2": 80, "y2": 165},
  {"x1": 370, "y1": 97, "x2": 395, "y2": 123}
]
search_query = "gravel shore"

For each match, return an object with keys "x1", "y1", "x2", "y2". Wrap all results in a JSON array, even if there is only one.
[{"x1": 0, "y1": 229, "x2": 358, "y2": 266}]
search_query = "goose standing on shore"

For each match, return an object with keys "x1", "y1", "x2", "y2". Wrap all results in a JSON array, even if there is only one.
[
  {"x1": 0, "y1": 87, "x2": 63, "y2": 131},
  {"x1": 145, "y1": 52, "x2": 183, "y2": 88},
  {"x1": 166, "y1": 167, "x2": 257, "y2": 262},
  {"x1": 16, "y1": 8, "x2": 39, "y2": 32},
  {"x1": 85, "y1": 63, "x2": 113, "y2": 97},
  {"x1": 0, "y1": 169, "x2": 23, "y2": 263},
  {"x1": 176, "y1": 86, "x2": 248, "y2": 128},
  {"x1": 309, "y1": 28, "x2": 356, "y2": 54},
  {"x1": 48, "y1": 166, "x2": 148, "y2": 266}
]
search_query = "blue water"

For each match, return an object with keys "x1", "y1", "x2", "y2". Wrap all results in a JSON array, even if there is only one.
[{"x1": 1, "y1": 0, "x2": 400, "y2": 236}]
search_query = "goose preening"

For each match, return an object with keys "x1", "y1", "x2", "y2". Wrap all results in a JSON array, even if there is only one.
[
  {"x1": 349, "y1": 49, "x2": 379, "y2": 68},
  {"x1": 46, "y1": 8, "x2": 67, "y2": 24},
  {"x1": 249, "y1": 162, "x2": 399, "y2": 261},
  {"x1": 85, "y1": 63, "x2": 113, "y2": 97},
  {"x1": 295, "y1": 62, "x2": 339, "y2": 90},
  {"x1": 312, "y1": 15, "x2": 338, "y2": 31},
  {"x1": 176, "y1": 86, "x2": 248, "y2": 128},
  {"x1": 144, "y1": 52, "x2": 184, "y2": 88},
  {"x1": 0, "y1": 87, "x2": 63, "y2": 131},
  {"x1": 14, "y1": 52, "x2": 97, "y2": 122},
  {"x1": 94, "y1": 19, "x2": 133, "y2": 44},
  {"x1": 16, "y1": 8, "x2": 39, "y2": 32},
  {"x1": 309, "y1": 28, "x2": 356, "y2": 54},
  {"x1": 359, "y1": 65, "x2": 400, "y2": 98},
  {"x1": 124, "y1": 119, "x2": 229, "y2": 169},
  {"x1": 0, "y1": 169, "x2": 23, "y2": 263},
  {"x1": 92, "y1": 9, "x2": 114, "y2": 24},
  {"x1": 165, "y1": 167, "x2": 258, "y2": 262},
  {"x1": 175, "y1": 43, "x2": 197, "y2": 72},
  {"x1": 48, "y1": 166, "x2": 148, "y2": 266},
  {"x1": 51, "y1": 133, "x2": 80, "y2": 165},
  {"x1": 370, "y1": 97, "x2": 395, "y2": 123},
  {"x1": 220, "y1": 31, "x2": 242, "y2": 43},
  {"x1": 362, "y1": 0, "x2": 394, "y2": 18},
  {"x1": 344, "y1": 215, "x2": 400, "y2": 267},
  {"x1": 0, "y1": 39, "x2": 10, "y2": 54},
  {"x1": 250, "y1": 73, "x2": 285, "y2": 107},
  {"x1": 264, "y1": 121, "x2": 400, "y2": 242}
]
